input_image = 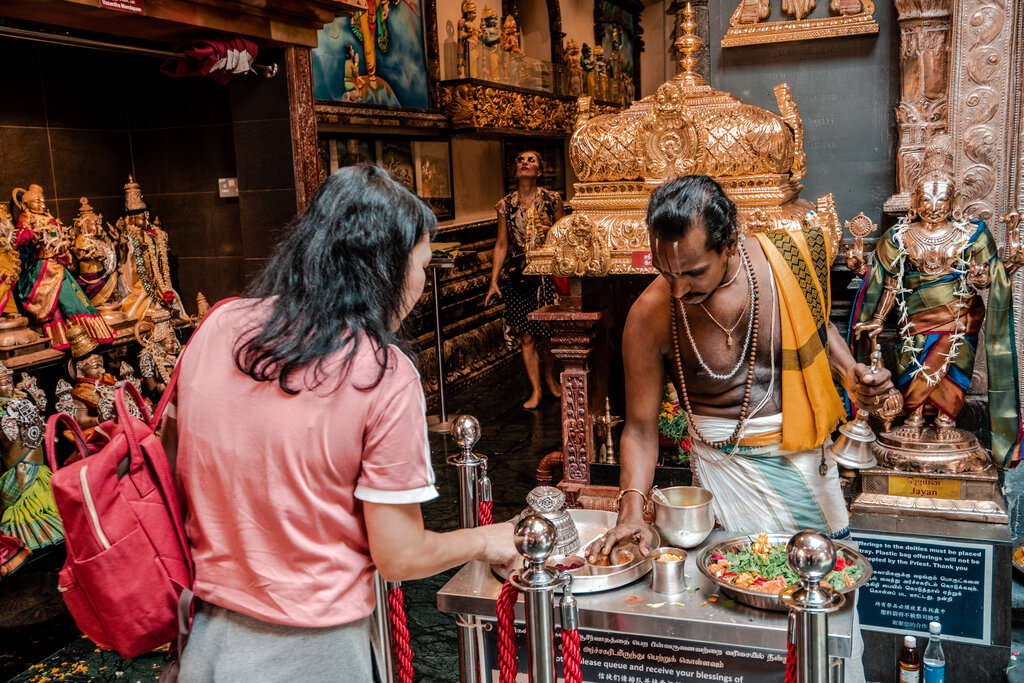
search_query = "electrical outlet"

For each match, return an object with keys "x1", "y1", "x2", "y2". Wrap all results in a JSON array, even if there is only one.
[{"x1": 218, "y1": 178, "x2": 239, "y2": 198}]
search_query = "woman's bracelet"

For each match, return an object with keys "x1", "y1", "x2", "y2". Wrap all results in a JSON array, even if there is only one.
[{"x1": 616, "y1": 488, "x2": 648, "y2": 510}]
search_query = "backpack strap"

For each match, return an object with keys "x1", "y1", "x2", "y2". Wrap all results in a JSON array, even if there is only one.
[
  {"x1": 44, "y1": 412, "x2": 90, "y2": 472},
  {"x1": 149, "y1": 297, "x2": 240, "y2": 430},
  {"x1": 114, "y1": 384, "x2": 195, "y2": 587}
]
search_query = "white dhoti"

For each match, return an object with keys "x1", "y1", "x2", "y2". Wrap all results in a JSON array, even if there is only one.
[{"x1": 688, "y1": 412, "x2": 850, "y2": 539}]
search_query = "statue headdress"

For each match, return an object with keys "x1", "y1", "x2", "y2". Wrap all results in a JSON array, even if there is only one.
[
  {"x1": 124, "y1": 174, "x2": 148, "y2": 216},
  {"x1": 503, "y1": 14, "x2": 517, "y2": 30},
  {"x1": 12, "y1": 184, "x2": 46, "y2": 212},
  {"x1": 461, "y1": 0, "x2": 476, "y2": 14},
  {"x1": 67, "y1": 322, "x2": 99, "y2": 359},
  {"x1": 565, "y1": 38, "x2": 579, "y2": 51},
  {"x1": 482, "y1": 5, "x2": 497, "y2": 19},
  {"x1": 920, "y1": 133, "x2": 955, "y2": 184}
]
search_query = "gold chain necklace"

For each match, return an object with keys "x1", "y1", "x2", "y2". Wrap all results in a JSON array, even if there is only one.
[
  {"x1": 669, "y1": 261, "x2": 761, "y2": 450},
  {"x1": 698, "y1": 263, "x2": 749, "y2": 348}
]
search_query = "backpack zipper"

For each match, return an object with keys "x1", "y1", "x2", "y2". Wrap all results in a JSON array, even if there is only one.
[{"x1": 80, "y1": 466, "x2": 111, "y2": 550}]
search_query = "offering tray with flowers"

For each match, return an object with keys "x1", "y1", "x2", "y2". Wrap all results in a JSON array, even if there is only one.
[
  {"x1": 492, "y1": 509, "x2": 661, "y2": 593},
  {"x1": 697, "y1": 533, "x2": 872, "y2": 612}
]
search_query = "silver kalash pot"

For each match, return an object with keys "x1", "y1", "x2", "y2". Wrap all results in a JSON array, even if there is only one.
[{"x1": 520, "y1": 486, "x2": 580, "y2": 556}]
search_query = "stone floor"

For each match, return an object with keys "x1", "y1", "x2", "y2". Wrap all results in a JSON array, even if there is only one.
[{"x1": 0, "y1": 364, "x2": 563, "y2": 682}]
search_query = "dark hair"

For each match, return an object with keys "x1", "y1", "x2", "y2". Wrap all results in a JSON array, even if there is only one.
[
  {"x1": 646, "y1": 175, "x2": 737, "y2": 252},
  {"x1": 234, "y1": 164, "x2": 437, "y2": 394}
]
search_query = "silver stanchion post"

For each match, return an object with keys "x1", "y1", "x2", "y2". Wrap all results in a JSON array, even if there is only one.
[
  {"x1": 511, "y1": 515, "x2": 564, "y2": 683},
  {"x1": 780, "y1": 530, "x2": 846, "y2": 683},
  {"x1": 449, "y1": 415, "x2": 486, "y2": 682},
  {"x1": 372, "y1": 573, "x2": 396, "y2": 683}
]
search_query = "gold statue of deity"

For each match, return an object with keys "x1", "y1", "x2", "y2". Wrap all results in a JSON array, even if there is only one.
[
  {"x1": 850, "y1": 133, "x2": 1023, "y2": 471},
  {"x1": 71, "y1": 198, "x2": 119, "y2": 308},
  {"x1": 66, "y1": 322, "x2": 117, "y2": 436},
  {"x1": 113, "y1": 176, "x2": 185, "y2": 321},
  {"x1": 11, "y1": 185, "x2": 114, "y2": 350},
  {"x1": 136, "y1": 312, "x2": 181, "y2": 399},
  {"x1": 457, "y1": 0, "x2": 480, "y2": 78}
]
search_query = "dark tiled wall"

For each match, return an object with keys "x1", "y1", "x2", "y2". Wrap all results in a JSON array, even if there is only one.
[{"x1": 0, "y1": 37, "x2": 297, "y2": 309}]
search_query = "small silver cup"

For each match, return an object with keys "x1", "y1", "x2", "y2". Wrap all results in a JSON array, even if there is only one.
[{"x1": 650, "y1": 547, "x2": 688, "y2": 594}]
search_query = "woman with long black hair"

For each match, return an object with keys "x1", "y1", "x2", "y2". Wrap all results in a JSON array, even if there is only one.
[{"x1": 163, "y1": 165, "x2": 517, "y2": 680}]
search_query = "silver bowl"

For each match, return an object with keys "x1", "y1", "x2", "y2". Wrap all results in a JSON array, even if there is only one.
[
  {"x1": 697, "y1": 534, "x2": 873, "y2": 612},
  {"x1": 545, "y1": 554, "x2": 586, "y2": 573},
  {"x1": 584, "y1": 546, "x2": 636, "y2": 575},
  {"x1": 653, "y1": 486, "x2": 715, "y2": 549}
]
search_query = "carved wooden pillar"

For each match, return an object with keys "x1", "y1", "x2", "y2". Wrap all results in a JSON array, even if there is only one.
[
  {"x1": 529, "y1": 304, "x2": 611, "y2": 508},
  {"x1": 884, "y1": 0, "x2": 952, "y2": 214},
  {"x1": 286, "y1": 45, "x2": 321, "y2": 214}
]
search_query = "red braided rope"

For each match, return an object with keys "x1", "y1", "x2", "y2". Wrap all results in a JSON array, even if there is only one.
[
  {"x1": 496, "y1": 578, "x2": 520, "y2": 683},
  {"x1": 478, "y1": 499, "x2": 493, "y2": 526},
  {"x1": 785, "y1": 639, "x2": 797, "y2": 683},
  {"x1": 387, "y1": 585, "x2": 414, "y2": 683},
  {"x1": 561, "y1": 627, "x2": 582, "y2": 683}
]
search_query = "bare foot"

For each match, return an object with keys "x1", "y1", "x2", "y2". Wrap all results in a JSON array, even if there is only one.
[
  {"x1": 523, "y1": 392, "x2": 542, "y2": 410},
  {"x1": 545, "y1": 376, "x2": 562, "y2": 398},
  {"x1": 893, "y1": 424, "x2": 922, "y2": 440}
]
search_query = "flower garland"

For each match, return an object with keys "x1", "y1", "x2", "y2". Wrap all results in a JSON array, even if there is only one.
[
  {"x1": 130, "y1": 228, "x2": 175, "y2": 308},
  {"x1": 891, "y1": 216, "x2": 976, "y2": 387}
]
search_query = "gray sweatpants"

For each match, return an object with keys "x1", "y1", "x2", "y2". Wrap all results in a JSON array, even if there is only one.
[{"x1": 178, "y1": 600, "x2": 378, "y2": 682}]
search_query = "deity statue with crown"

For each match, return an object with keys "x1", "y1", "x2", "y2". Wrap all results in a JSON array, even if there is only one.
[
  {"x1": 0, "y1": 362, "x2": 63, "y2": 553},
  {"x1": 113, "y1": 176, "x2": 186, "y2": 321},
  {"x1": 70, "y1": 197, "x2": 119, "y2": 310},
  {"x1": 136, "y1": 310, "x2": 181, "y2": 400},
  {"x1": 63, "y1": 323, "x2": 117, "y2": 438},
  {"x1": 850, "y1": 133, "x2": 1023, "y2": 473},
  {"x1": 563, "y1": 39, "x2": 584, "y2": 96},
  {"x1": 479, "y1": 6, "x2": 501, "y2": 80},
  {"x1": 10, "y1": 184, "x2": 114, "y2": 350},
  {"x1": 500, "y1": 14, "x2": 522, "y2": 82},
  {"x1": 457, "y1": 0, "x2": 480, "y2": 78}
]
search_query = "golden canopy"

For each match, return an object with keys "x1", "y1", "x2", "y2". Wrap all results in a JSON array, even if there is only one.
[{"x1": 525, "y1": 4, "x2": 843, "y2": 277}]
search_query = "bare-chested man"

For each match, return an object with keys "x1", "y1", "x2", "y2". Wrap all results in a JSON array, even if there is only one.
[{"x1": 592, "y1": 175, "x2": 893, "y2": 560}]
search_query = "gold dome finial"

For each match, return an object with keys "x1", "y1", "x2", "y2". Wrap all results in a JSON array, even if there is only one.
[{"x1": 675, "y1": 2, "x2": 704, "y2": 86}]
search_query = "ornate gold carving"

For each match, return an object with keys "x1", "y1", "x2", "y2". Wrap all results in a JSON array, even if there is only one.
[
  {"x1": 551, "y1": 214, "x2": 611, "y2": 277},
  {"x1": 842, "y1": 211, "x2": 877, "y2": 275},
  {"x1": 722, "y1": 0, "x2": 878, "y2": 47},
  {"x1": 815, "y1": 193, "x2": 843, "y2": 264},
  {"x1": 886, "y1": 0, "x2": 952, "y2": 214},
  {"x1": 562, "y1": 374, "x2": 589, "y2": 482},
  {"x1": 948, "y1": 0, "x2": 1015, "y2": 226},
  {"x1": 773, "y1": 84, "x2": 807, "y2": 182},
  {"x1": 439, "y1": 83, "x2": 617, "y2": 133}
]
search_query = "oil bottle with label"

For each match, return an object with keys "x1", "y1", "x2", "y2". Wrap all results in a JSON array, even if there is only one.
[{"x1": 899, "y1": 635, "x2": 921, "y2": 682}]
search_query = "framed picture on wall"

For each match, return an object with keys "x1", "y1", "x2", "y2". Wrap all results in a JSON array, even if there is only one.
[
  {"x1": 594, "y1": 0, "x2": 642, "y2": 107},
  {"x1": 319, "y1": 135, "x2": 455, "y2": 220},
  {"x1": 311, "y1": 0, "x2": 438, "y2": 111},
  {"x1": 502, "y1": 140, "x2": 567, "y2": 199}
]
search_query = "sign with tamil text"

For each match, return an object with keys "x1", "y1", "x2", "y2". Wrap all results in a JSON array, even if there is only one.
[
  {"x1": 480, "y1": 621, "x2": 786, "y2": 682},
  {"x1": 851, "y1": 532, "x2": 992, "y2": 645},
  {"x1": 887, "y1": 475, "x2": 961, "y2": 499}
]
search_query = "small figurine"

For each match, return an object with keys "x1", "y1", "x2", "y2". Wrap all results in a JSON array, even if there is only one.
[
  {"x1": 66, "y1": 322, "x2": 117, "y2": 435},
  {"x1": 137, "y1": 313, "x2": 180, "y2": 400},
  {"x1": 501, "y1": 14, "x2": 522, "y2": 54},
  {"x1": 11, "y1": 184, "x2": 114, "y2": 350},
  {"x1": 851, "y1": 134, "x2": 1024, "y2": 469},
  {"x1": 118, "y1": 361, "x2": 148, "y2": 419},
  {"x1": 71, "y1": 198, "x2": 119, "y2": 307},
  {"x1": 342, "y1": 44, "x2": 364, "y2": 99},
  {"x1": 54, "y1": 379, "x2": 76, "y2": 420},
  {"x1": 580, "y1": 43, "x2": 596, "y2": 97},
  {"x1": 457, "y1": 0, "x2": 480, "y2": 78},
  {"x1": 0, "y1": 206, "x2": 21, "y2": 318},
  {"x1": 563, "y1": 39, "x2": 584, "y2": 96},
  {"x1": 594, "y1": 45, "x2": 608, "y2": 101},
  {"x1": 0, "y1": 362, "x2": 62, "y2": 552},
  {"x1": 479, "y1": 6, "x2": 501, "y2": 80},
  {"x1": 113, "y1": 176, "x2": 186, "y2": 321}
]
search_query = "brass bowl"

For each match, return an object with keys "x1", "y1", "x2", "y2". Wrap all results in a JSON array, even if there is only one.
[
  {"x1": 697, "y1": 534, "x2": 873, "y2": 612},
  {"x1": 653, "y1": 486, "x2": 715, "y2": 549}
]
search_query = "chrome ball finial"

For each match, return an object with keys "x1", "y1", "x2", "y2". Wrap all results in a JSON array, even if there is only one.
[
  {"x1": 450, "y1": 415, "x2": 481, "y2": 453},
  {"x1": 514, "y1": 515, "x2": 557, "y2": 565},
  {"x1": 786, "y1": 530, "x2": 836, "y2": 584}
]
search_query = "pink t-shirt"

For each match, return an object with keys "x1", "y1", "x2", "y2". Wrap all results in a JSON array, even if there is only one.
[{"x1": 175, "y1": 299, "x2": 436, "y2": 627}]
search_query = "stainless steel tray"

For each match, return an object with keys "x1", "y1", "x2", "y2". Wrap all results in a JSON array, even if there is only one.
[
  {"x1": 492, "y1": 509, "x2": 660, "y2": 593},
  {"x1": 697, "y1": 534, "x2": 873, "y2": 612}
]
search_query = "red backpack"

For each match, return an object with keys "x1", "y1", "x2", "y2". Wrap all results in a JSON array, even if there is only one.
[{"x1": 45, "y1": 363, "x2": 191, "y2": 659}]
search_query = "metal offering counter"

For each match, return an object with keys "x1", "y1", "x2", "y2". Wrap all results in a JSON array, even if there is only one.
[{"x1": 438, "y1": 525, "x2": 858, "y2": 683}]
